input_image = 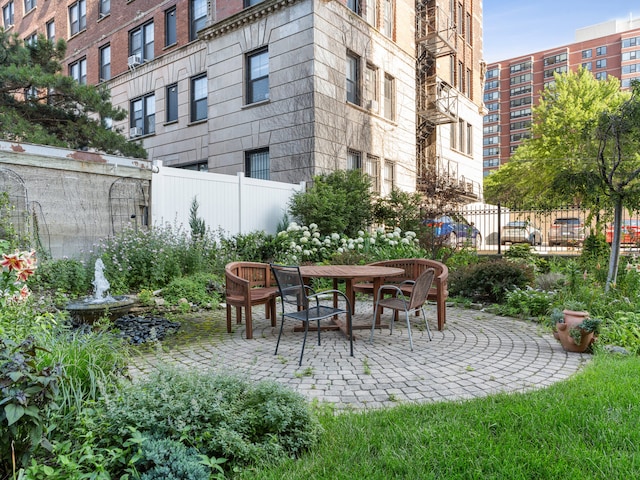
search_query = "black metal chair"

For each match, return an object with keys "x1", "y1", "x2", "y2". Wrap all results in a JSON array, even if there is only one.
[
  {"x1": 270, "y1": 264, "x2": 353, "y2": 365},
  {"x1": 371, "y1": 268, "x2": 435, "y2": 350}
]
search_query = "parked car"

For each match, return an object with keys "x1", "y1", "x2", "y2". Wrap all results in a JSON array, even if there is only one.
[
  {"x1": 548, "y1": 217, "x2": 586, "y2": 246},
  {"x1": 606, "y1": 219, "x2": 640, "y2": 245},
  {"x1": 501, "y1": 221, "x2": 543, "y2": 246},
  {"x1": 424, "y1": 214, "x2": 482, "y2": 248}
]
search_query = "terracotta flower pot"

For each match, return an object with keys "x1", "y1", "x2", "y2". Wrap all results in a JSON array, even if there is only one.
[
  {"x1": 562, "y1": 309, "x2": 589, "y2": 326},
  {"x1": 556, "y1": 309, "x2": 595, "y2": 353}
]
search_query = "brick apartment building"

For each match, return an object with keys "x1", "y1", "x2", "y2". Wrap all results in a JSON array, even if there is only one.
[
  {"x1": 483, "y1": 17, "x2": 640, "y2": 177},
  {"x1": 4, "y1": 0, "x2": 484, "y2": 200}
]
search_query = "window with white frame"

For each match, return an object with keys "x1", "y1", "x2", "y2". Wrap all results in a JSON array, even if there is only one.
[
  {"x1": 3, "y1": 1, "x2": 13, "y2": 28},
  {"x1": 24, "y1": 33, "x2": 37, "y2": 45},
  {"x1": 99, "y1": 44, "x2": 110, "y2": 81},
  {"x1": 68, "y1": 1, "x2": 86, "y2": 36},
  {"x1": 130, "y1": 93, "x2": 156, "y2": 136},
  {"x1": 189, "y1": 0, "x2": 207, "y2": 41},
  {"x1": 383, "y1": 73, "x2": 395, "y2": 121},
  {"x1": 129, "y1": 22, "x2": 154, "y2": 62},
  {"x1": 365, "y1": 0, "x2": 376, "y2": 26},
  {"x1": 245, "y1": 148, "x2": 270, "y2": 180},
  {"x1": 191, "y1": 74, "x2": 207, "y2": 122},
  {"x1": 24, "y1": 0, "x2": 35, "y2": 13},
  {"x1": 69, "y1": 58, "x2": 86, "y2": 85},
  {"x1": 165, "y1": 7, "x2": 176, "y2": 46},
  {"x1": 346, "y1": 51, "x2": 360, "y2": 105},
  {"x1": 246, "y1": 48, "x2": 269, "y2": 103},
  {"x1": 365, "y1": 155, "x2": 380, "y2": 193},
  {"x1": 347, "y1": 0, "x2": 360, "y2": 15},
  {"x1": 596, "y1": 59, "x2": 607, "y2": 69},
  {"x1": 384, "y1": 160, "x2": 395, "y2": 192},
  {"x1": 364, "y1": 63, "x2": 378, "y2": 110},
  {"x1": 596, "y1": 46, "x2": 607, "y2": 56},
  {"x1": 382, "y1": 0, "x2": 394, "y2": 38},
  {"x1": 347, "y1": 149, "x2": 362, "y2": 170}
]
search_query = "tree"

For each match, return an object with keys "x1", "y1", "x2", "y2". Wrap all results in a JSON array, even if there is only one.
[
  {"x1": 0, "y1": 31, "x2": 147, "y2": 158},
  {"x1": 288, "y1": 170, "x2": 373, "y2": 237},
  {"x1": 485, "y1": 68, "x2": 625, "y2": 208},
  {"x1": 373, "y1": 188, "x2": 425, "y2": 233}
]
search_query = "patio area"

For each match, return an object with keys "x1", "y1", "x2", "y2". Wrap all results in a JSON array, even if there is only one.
[{"x1": 129, "y1": 302, "x2": 591, "y2": 411}]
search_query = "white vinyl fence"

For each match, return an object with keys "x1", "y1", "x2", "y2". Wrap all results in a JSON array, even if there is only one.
[{"x1": 151, "y1": 162, "x2": 305, "y2": 236}]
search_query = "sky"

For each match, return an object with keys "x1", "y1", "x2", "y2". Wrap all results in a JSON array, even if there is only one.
[{"x1": 483, "y1": 1, "x2": 640, "y2": 63}]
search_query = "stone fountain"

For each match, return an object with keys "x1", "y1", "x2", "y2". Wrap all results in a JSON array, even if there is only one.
[{"x1": 65, "y1": 259, "x2": 136, "y2": 324}]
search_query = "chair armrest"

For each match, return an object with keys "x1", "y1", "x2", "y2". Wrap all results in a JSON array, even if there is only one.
[{"x1": 308, "y1": 289, "x2": 352, "y2": 312}]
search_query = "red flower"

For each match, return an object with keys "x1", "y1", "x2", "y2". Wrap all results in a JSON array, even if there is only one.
[{"x1": 1, "y1": 252, "x2": 25, "y2": 272}]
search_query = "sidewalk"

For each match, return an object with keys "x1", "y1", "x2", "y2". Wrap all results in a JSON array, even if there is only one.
[{"x1": 128, "y1": 303, "x2": 591, "y2": 411}]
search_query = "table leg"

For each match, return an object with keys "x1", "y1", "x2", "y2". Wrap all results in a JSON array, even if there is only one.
[{"x1": 372, "y1": 277, "x2": 383, "y2": 326}]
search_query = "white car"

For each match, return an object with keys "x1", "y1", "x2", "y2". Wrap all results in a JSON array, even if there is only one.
[{"x1": 501, "y1": 221, "x2": 543, "y2": 246}]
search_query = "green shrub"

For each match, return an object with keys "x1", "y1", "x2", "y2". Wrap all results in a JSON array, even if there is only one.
[
  {"x1": 137, "y1": 437, "x2": 209, "y2": 480},
  {"x1": 161, "y1": 272, "x2": 222, "y2": 307},
  {"x1": 0, "y1": 337, "x2": 62, "y2": 475},
  {"x1": 598, "y1": 311, "x2": 640, "y2": 355},
  {"x1": 100, "y1": 369, "x2": 321, "y2": 471},
  {"x1": 449, "y1": 259, "x2": 535, "y2": 303},
  {"x1": 498, "y1": 287, "x2": 556, "y2": 318},
  {"x1": 579, "y1": 233, "x2": 610, "y2": 283},
  {"x1": 31, "y1": 258, "x2": 91, "y2": 296}
]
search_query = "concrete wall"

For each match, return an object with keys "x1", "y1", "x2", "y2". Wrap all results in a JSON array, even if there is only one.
[{"x1": 0, "y1": 141, "x2": 152, "y2": 259}]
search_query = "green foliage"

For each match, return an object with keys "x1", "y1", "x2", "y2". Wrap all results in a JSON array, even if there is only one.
[
  {"x1": 579, "y1": 233, "x2": 610, "y2": 283},
  {"x1": 497, "y1": 287, "x2": 556, "y2": 318},
  {"x1": 0, "y1": 31, "x2": 146, "y2": 158},
  {"x1": 449, "y1": 259, "x2": 535, "y2": 303},
  {"x1": 599, "y1": 312, "x2": 640, "y2": 354},
  {"x1": 219, "y1": 230, "x2": 280, "y2": 265},
  {"x1": 137, "y1": 437, "x2": 209, "y2": 480},
  {"x1": 570, "y1": 317, "x2": 602, "y2": 344},
  {"x1": 100, "y1": 369, "x2": 321, "y2": 471},
  {"x1": 288, "y1": 170, "x2": 373, "y2": 238},
  {"x1": 161, "y1": 272, "x2": 222, "y2": 307},
  {"x1": 0, "y1": 337, "x2": 61, "y2": 475},
  {"x1": 31, "y1": 258, "x2": 91, "y2": 296},
  {"x1": 372, "y1": 189, "x2": 425, "y2": 233},
  {"x1": 442, "y1": 247, "x2": 481, "y2": 271},
  {"x1": 189, "y1": 196, "x2": 206, "y2": 241}
]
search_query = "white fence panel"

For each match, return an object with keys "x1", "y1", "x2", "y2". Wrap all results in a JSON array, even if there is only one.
[{"x1": 151, "y1": 163, "x2": 304, "y2": 236}]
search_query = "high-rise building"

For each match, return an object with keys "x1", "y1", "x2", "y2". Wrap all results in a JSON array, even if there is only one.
[
  {"x1": 483, "y1": 17, "x2": 640, "y2": 177},
  {"x1": 5, "y1": 0, "x2": 484, "y2": 200}
]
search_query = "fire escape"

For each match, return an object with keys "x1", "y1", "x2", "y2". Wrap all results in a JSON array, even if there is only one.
[{"x1": 416, "y1": 1, "x2": 468, "y2": 199}]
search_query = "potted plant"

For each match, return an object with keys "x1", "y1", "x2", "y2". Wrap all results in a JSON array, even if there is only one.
[
  {"x1": 562, "y1": 300, "x2": 589, "y2": 324},
  {"x1": 554, "y1": 307, "x2": 600, "y2": 353}
]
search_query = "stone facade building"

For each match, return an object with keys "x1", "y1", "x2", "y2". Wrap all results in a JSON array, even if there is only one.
[{"x1": 4, "y1": 0, "x2": 484, "y2": 200}]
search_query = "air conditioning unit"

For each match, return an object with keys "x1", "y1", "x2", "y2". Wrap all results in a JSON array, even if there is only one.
[
  {"x1": 127, "y1": 54, "x2": 142, "y2": 68},
  {"x1": 129, "y1": 127, "x2": 142, "y2": 137},
  {"x1": 367, "y1": 100, "x2": 379, "y2": 111}
]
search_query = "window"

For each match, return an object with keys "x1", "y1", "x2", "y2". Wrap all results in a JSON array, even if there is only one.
[
  {"x1": 582, "y1": 49, "x2": 592, "y2": 59},
  {"x1": 596, "y1": 46, "x2": 607, "y2": 56},
  {"x1": 130, "y1": 93, "x2": 156, "y2": 136},
  {"x1": 181, "y1": 161, "x2": 208, "y2": 172},
  {"x1": 510, "y1": 132, "x2": 530, "y2": 142},
  {"x1": 245, "y1": 149, "x2": 270, "y2": 180},
  {"x1": 483, "y1": 147, "x2": 499, "y2": 156},
  {"x1": 365, "y1": 0, "x2": 376, "y2": 26},
  {"x1": 244, "y1": 0, "x2": 263, "y2": 6},
  {"x1": 130, "y1": 22, "x2": 154, "y2": 62},
  {"x1": 483, "y1": 136, "x2": 499, "y2": 146},
  {"x1": 347, "y1": 0, "x2": 360, "y2": 14},
  {"x1": 510, "y1": 96, "x2": 531, "y2": 108},
  {"x1": 465, "y1": 12, "x2": 471, "y2": 43},
  {"x1": 510, "y1": 84, "x2": 531, "y2": 96},
  {"x1": 543, "y1": 53, "x2": 567, "y2": 66},
  {"x1": 383, "y1": 73, "x2": 395, "y2": 121},
  {"x1": 596, "y1": 59, "x2": 607, "y2": 69},
  {"x1": 582, "y1": 62, "x2": 592, "y2": 71},
  {"x1": 465, "y1": 68, "x2": 471, "y2": 99},
  {"x1": 346, "y1": 52, "x2": 360, "y2": 105},
  {"x1": 191, "y1": 74, "x2": 207, "y2": 122},
  {"x1": 544, "y1": 65, "x2": 567, "y2": 78},
  {"x1": 456, "y1": 1, "x2": 462, "y2": 35},
  {"x1": 365, "y1": 155, "x2": 379, "y2": 192},
  {"x1": 484, "y1": 113, "x2": 499, "y2": 123},
  {"x1": 623, "y1": 37, "x2": 640, "y2": 48},
  {"x1": 510, "y1": 120, "x2": 531, "y2": 131},
  {"x1": 24, "y1": 0, "x2": 35, "y2": 13},
  {"x1": 595, "y1": 72, "x2": 607, "y2": 80},
  {"x1": 98, "y1": 45, "x2": 111, "y2": 81},
  {"x1": 458, "y1": 60, "x2": 464, "y2": 91},
  {"x1": 622, "y1": 63, "x2": 640, "y2": 74},
  {"x1": 166, "y1": 83, "x2": 178, "y2": 123},
  {"x1": 486, "y1": 68, "x2": 499, "y2": 79},
  {"x1": 484, "y1": 158, "x2": 500, "y2": 168},
  {"x1": 99, "y1": 0, "x2": 110, "y2": 17},
  {"x1": 483, "y1": 91, "x2": 499, "y2": 102},
  {"x1": 2, "y1": 2, "x2": 13, "y2": 28},
  {"x1": 510, "y1": 108, "x2": 531, "y2": 119},
  {"x1": 190, "y1": 0, "x2": 207, "y2": 41},
  {"x1": 46, "y1": 19, "x2": 54, "y2": 40},
  {"x1": 384, "y1": 161, "x2": 395, "y2": 192},
  {"x1": 69, "y1": 1, "x2": 86, "y2": 36},
  {"x1": 69, "y1": 58, "x2": 86, "y2": 85},
  {"x1": 485, "y1": 80, "x2": 499, "y2": 90},
  {"x1": 486, "y1": 102, "x2": 499, "y2": 111},
  {"x1": 510, "y1": 73, "x2": 531, "y2": 85},
  {"x1": 25, "y1": 33, "x2": 37, "y2": 45},
  {"x1": 24, "y1": 86, "x2": 37, "y2": 100},
  {"x1": 347, "y1": 149, "x2": 362, "y2": 170},
  {"x1": 450, "y1": 122, "x2": 457, "y2": 149},
  {"x1": 165, "y1": 7, "x2": 176, "y2": 46},
  {"x1": 382, "y1": 0, "x2": 394, "y2": 38},
  {"x1": 466, "y1": 122, "x2": 473, "y2": 155},
  {"x1": 483, "y1": 125, "x2": 499, "y2": 135},
  {"x1": 246, "y1": 48, "x2": 268, "y2": 104},
  {"x1": 364, "y1": 63, "x2": 378, "y2": 110},
  {"x1": 622, "y1": 50, "x2": 640, "y2": 61},
  {"x1": 509, "y1": 61, "x2": 531, "y2": 74}
]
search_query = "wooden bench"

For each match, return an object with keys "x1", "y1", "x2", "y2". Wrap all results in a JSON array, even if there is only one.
[
  {"x1": 225, "y1": 262, "x2": 278, "y2": 339},
  {"x1": 351, "y1": 258, "x2": 449, "y2": 330}
]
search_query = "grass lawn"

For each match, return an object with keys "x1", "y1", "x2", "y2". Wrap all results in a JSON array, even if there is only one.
[{"x1": 239, "y1": 355, "x2": 640, "y2": 479}]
